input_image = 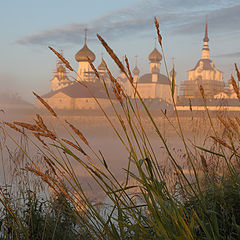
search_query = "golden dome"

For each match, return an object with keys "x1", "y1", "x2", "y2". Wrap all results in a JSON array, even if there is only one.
[
  {"x1": 148, "y1": 48, "x2": 162, "y2": 62},
  {"x1": 75, "y1": 44, "x2": 96, "y2": 62}
]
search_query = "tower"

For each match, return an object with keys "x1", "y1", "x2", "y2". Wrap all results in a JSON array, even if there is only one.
[
  {"x1": 97, "y1": 57, "x2": 111, "y2": 88},
  {"x1": 75, "y1": 29, "x2": 96, "y2": 82},
  {"x1": 97, "y1": 57, "x2": 106, "y2": 75},
  {"x1": 148, "y1": 41, "x2": 162, "y2": 83},
  {"x1": 132, "y1": 55, "x2": 140, "y2": 83},
  {"x1": 51, "y1": 52, "x2": 71, "y2": 91},
  {"x1": 202, "y1": 18, "x2": 210, "y2": 59},
  {"x1": 181, "y1": 18, "x2": 224, "y2": 98}
]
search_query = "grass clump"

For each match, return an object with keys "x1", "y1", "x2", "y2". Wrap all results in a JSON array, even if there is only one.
[{"x1": 1, "y1": 17, "x2": 240, "y2": 239}]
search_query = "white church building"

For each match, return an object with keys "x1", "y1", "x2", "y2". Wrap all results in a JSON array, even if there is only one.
[
  {"x1": 41, "y1": 31, "x2": 177, "y2": 110},
  {"x1": 118, "y1": 45, "x2": 177, "y2": 104}
]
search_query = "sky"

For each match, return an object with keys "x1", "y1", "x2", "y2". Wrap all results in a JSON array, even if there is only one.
[{"x1": 1, "y1": 0, "x2": 240, "y2": 102}]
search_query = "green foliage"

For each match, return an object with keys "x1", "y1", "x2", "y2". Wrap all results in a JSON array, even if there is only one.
[
  {"x1": 185, "y1": 176, "x2": 240, "y2": 239},
  {"x1": 0, "y1": 190, "x2": 89, "y2": 239}
]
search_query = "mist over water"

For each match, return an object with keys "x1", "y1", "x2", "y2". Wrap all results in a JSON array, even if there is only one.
[{"x1": 0, "y1": 107, "x2": 213, "y2": 203}]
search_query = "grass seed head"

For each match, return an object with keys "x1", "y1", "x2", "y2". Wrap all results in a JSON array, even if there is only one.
[
  {"x1": 231, "y1": 75, "x2": 240, "y2": 100},
  {"x1": 113, "y1": 87, "x2": 123, "y2": 104},
  {"x1": 33, "y1": 132, "x2": 47, "y2": 146},
  {"x1": 154, "y1": 17, "x2": 162, "y2": 47},
  {"x1": 104, "y1": 61, "x2": 117, "y2": 84},
  {"x1": 43, "y1": 156, "x2": 57, "y2": 176},
  {"x1": 217, "y1": 116, "x2": 232, "y2": 133},
  {"x1": 125, "y1": 56, "x2": 133, "y2": 84},
  {"x1": 87, "y1": 57, "x2": 99, "y2": 79},
  {"x1": 227, "y1": 118, "x2": 239, "y2": 133},
  {"x1": 65, "y1": 120, "x2": 89, "y2": 145},
  {"x1": 97, "y1": 34, "x2": 126, "y2": 75},
  {"x1": 61, "y1": 138, "x2": 86, "y2": 155},
  {"x1": 210, "y1": 136, "x2": 233, "y2": 151},
  {"x1": 235, "y1": 63, "x2": 240, "y2": 82},
  {"x1": 33, "y1": 92, "x2": 57, "y2": 117},
  {"x1": 4, "y1": 122, "x2": 24, "y2": 134},
  {"x1": 48, "y1": 46, "x2": 73, "y2": 71},
  {"x1": 119, "y1": 116, "x2": 126, "y2": 131},
  {"x1": 46, "y1": 130, "x2": 56, "y2": 140},
  {"x1": 35, "y1": 114, "x2": 48, "y2": 131},
  {"x1": 234, "y1": 116, "x2": 240, "y2": 127},
  {"x1": 13, "y1": 122, "x2": 43, "y2": 132}
]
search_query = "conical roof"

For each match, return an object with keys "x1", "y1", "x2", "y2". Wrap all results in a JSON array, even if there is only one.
[
  {"x1": 148, "y1": 48, "x2": 162, "y2": 62},
  {"x1": 98, "y1": 58, "x2": 106, "y2": 71},
  {"x1": 57, "y1": 64, "x2": 66, "y2": 73},
  {"x1": 133, "y1": 65, "x2": 140, "y2": 75},
  {"x1": 75, "y1": 43, "x2": 96, "y2": 62}
]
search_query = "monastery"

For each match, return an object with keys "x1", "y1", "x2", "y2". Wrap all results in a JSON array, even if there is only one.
[
  {"x1": 41, "y1": 21, "x2": 238, "y2": 112},
  {"x1": 41, "y1": 31, "x2": 176, "y2": 110}
]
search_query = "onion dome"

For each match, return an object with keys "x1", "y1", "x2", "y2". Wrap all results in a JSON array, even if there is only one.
[
  {"x1": 133, "y1": 65, "x2": 140, "y2": 75},
  {"x1": 57, "y1": 64, "x2": 66, "y2": 73},
  {"x1": 98, "y1": 58, "x2": 106, "y2": 71},
  {"x1": 148, "y1": 48, "x2": 162, "y2": 62},
  {"x1": 75, "y1": 44, "x2": 96, "y2": 62}
]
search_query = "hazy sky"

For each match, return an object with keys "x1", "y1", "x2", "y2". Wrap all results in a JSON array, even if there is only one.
[{"x1": 1, "y1": 0, "x2": 240, "y2": 101}]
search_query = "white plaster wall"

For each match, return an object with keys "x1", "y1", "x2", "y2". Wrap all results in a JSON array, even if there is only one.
[
  {"x1": 77, "y1": 61, "x2": 91, "y2": 81},
  {"x1": 137, "y1": 84, "x2": 155, "y2": 99},
  {"x1": 43, "y1": 92, "x2": 72, "y2": 109}
]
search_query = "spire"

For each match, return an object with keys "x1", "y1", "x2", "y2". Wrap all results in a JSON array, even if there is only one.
[
  {"x1": 135, "y1": 55, "x2": 138, "y2": 66},
  {"x1": 172, "y1": 57, "x2": 175, "y2": 67},
  {"x1": 133, "y1": 55, "x2": 140, "y2": 76},
  {"x1": 98, "y1": 54, "x2": 106, "y2": 72},
  {"x1": 75, "y1": 29, "x2": 95, "y2": 62},
  {"x1": 201, "y1": 16, "x2": 210, "y2": 59},
  {"x1": 56, "y1": 50, "x2": 64, "y2": 65},
  {"x1": 84, "y1": 28, "x2": 87, "y2": 45},
  {"x1": 203, "y1": 16, "x2": 209, "y2": 42}
]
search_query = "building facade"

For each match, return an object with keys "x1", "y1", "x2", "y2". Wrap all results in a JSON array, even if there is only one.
[
  {"x1": 42, "y1": 32, "x2": 177, "y2": 110},
  {"x1": 118, "y1": 46, "x2": 177, "y2": 104},
  {"x1": 41, "y1": 31, "x2": 113, "y2": 110},
  {"x1": 51, "y1": 57, "x2": 71, "y2": 91},
  {"x1": 180, "y1": 21, "x2": 224, "y2": 98}
]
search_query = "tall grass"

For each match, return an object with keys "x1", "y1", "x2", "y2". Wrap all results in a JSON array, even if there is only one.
[{"x1": 1, "y1": 17, "x2": 240, "y2": 239}]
